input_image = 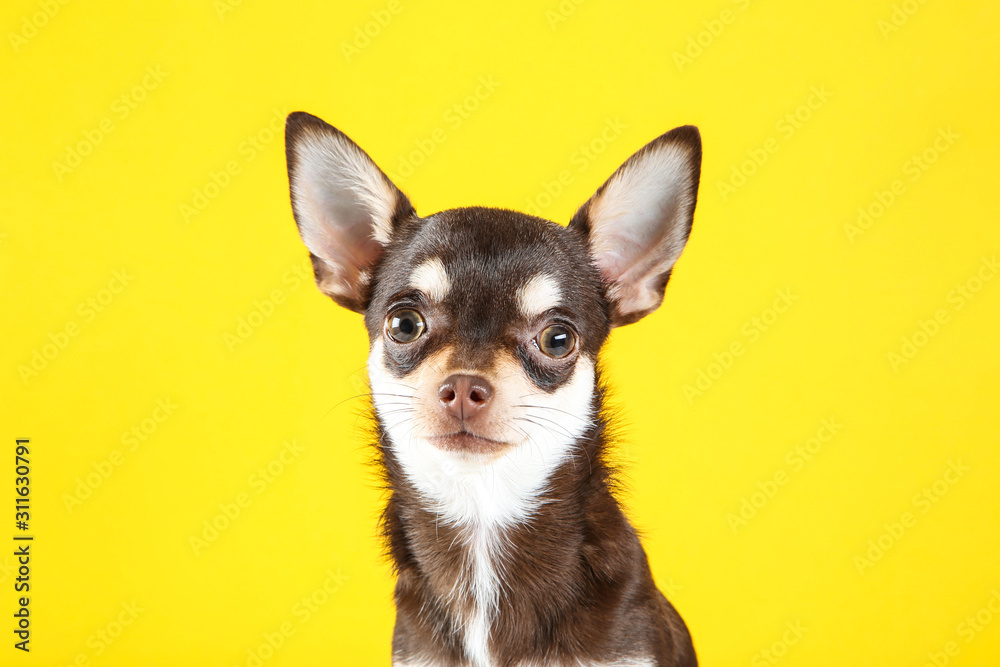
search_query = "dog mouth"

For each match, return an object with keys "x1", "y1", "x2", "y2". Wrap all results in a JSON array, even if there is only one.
[{"x1": 429, "y1": 430, "x2": 508, "y2": 454}]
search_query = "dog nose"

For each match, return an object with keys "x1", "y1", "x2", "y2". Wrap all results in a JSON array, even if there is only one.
[{"x1": 438, "y1": 374, "x2": 493, "y2": 422}]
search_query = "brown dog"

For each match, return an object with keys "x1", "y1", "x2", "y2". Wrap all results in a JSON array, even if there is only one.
[{"x1": 284, "y1": 112, "x2": 701, "y2": 666}]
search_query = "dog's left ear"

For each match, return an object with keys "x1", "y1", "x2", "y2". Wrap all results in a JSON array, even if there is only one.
[
  {"x1": 569, "y1": 126, "x2": 701, "y2": 326},
  {"x1": 285, "y1": 112, "x2": 414, "y2": 313}
]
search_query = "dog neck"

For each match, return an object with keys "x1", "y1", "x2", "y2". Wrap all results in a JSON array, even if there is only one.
[{"x1": 377, "y1": 383, "x2": 658, "y2": 667}]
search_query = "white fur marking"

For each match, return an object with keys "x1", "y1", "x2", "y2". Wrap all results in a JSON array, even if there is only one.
[
  {"x1": 410, "y1": 257, "x2": 451, "y2": 302},
  {"x1": 368, "y1": 340, "x2": 598, "y2": 666},
  {"x1": 517, "y1": 273, "x2": 561, "y2": 318},
  {"x1": 464, "y1": 524, "x2": 500, "y2": 666},
  {"x1": 394, "y1": 657, "x2": 656, "y2": 666},
  {"x1": 369, "y1": 345, "x2": 595, "y2": 528}
]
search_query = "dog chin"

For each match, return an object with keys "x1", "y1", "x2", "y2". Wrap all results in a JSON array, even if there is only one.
[{"x1": 427, "y1": 431, "x2": 511, "y2": 456}]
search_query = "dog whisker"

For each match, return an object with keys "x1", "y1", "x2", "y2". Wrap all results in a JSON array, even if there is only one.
[{"x1": 514, "y1": 415, "x2": 578, "y2": 440}]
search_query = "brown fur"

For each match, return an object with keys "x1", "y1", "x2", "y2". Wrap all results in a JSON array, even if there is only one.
[
  {"x1": 284, "y1": 112, "x2": 700, "y2": 666},
  {"x1": 379, "y1": 386, "x2": 696, "y2": 666}
]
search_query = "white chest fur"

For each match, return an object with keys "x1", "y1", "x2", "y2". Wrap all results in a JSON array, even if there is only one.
[{"x1": 368, "y1": 341, "x2": 598, "y2": 666}]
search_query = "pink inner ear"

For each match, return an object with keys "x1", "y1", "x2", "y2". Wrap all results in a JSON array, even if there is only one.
[
  {"x1": 592, "y1": 201, "x2": 683, "y2": 288},
  {"x1": 308, "y1": 208, "x2": 385, "y2": 297},
  {"x1": 295, "y1": 167, "x2": 390, "y2": 298},
  {"x1": 594, "y1": 236, "x2": 652, "y2": 284},
  {"x1": 288, "y1": 119, "x2": 410, "y2": 307},
  {"x1": 583, "y1": 150, "x2": 694, "y2": 322}
]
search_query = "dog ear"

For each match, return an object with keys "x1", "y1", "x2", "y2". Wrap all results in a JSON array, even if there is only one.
[
  {"x1": 569, "y1": 126, "x2": 701, "y2": 326},
  {"x1": 285, "y1": 112, "x2": 414, "y2": 313}
]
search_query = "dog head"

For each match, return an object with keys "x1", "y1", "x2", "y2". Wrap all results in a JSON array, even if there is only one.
[{"x1": 285, "y1": 112, "x2": 701, "y2": 523}]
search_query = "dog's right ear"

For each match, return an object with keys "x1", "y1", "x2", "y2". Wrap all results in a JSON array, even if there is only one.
[
  {"x1": 285, "y1": 112, "x2": 414, "y2": 313},
  {"x1": 568, "y1": 125, "x2": 701, "y2": 327}
]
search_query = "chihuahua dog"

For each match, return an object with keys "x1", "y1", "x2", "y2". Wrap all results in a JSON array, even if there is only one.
[{"x1": 284, "y1": 111, "x2": 701, "y2": 667}]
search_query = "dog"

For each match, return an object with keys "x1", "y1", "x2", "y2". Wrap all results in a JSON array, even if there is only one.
[{"x1": 284, "y1": 111, "x2": 701, "y2": 667}]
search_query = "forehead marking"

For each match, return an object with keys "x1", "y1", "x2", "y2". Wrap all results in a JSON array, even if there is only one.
[
  {"x1": 409, "y1": 257, "x2": 450, "y2": 302},
  {"x1": 517, "y1": 273, "x2": 561, "y2": 318}
]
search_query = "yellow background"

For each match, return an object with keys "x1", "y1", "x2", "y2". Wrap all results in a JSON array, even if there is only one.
[{"x1": 2, "y1": 0, "x2": 998, "y2": 665}]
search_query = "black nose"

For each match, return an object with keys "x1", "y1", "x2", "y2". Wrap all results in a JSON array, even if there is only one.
[{"x1": 438, "y1": 374, "x2": 494, "y2": 422}]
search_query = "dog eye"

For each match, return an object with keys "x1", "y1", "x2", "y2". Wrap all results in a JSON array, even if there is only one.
[
  {"x1": 386, "y1": 309, "x2": 426, "y2": 343},
  {"x1": 538, "y1": 324, "x2": 577, "y2": 359}
]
